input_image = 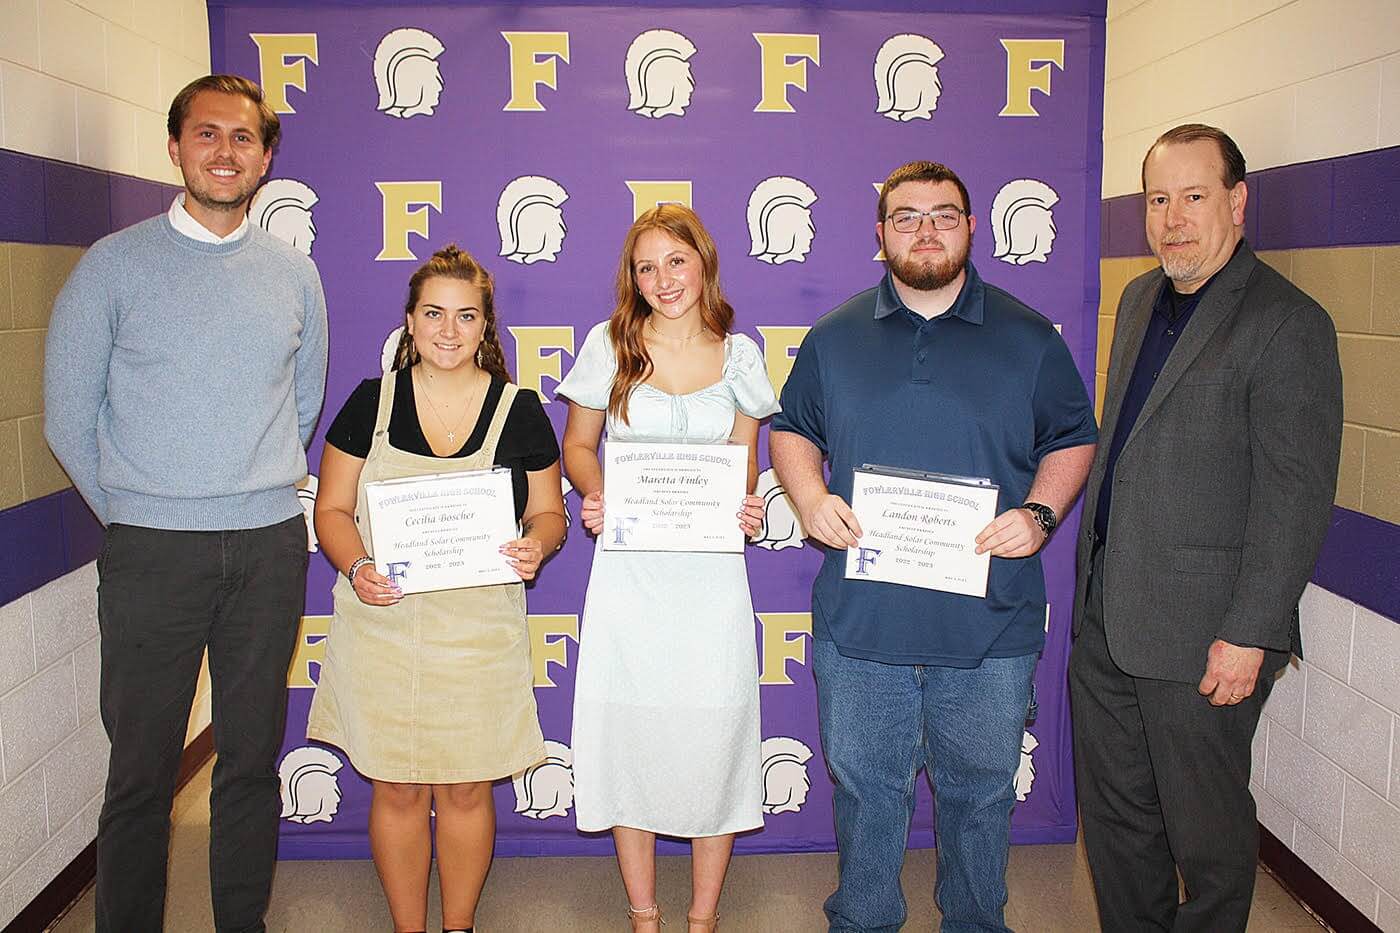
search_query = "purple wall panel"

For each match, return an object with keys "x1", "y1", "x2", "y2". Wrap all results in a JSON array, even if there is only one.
[
  {"x1": 43, "y1": 162, "x2": 112, "y2": 246},
  {"x1": 0, "y1": 150, "x2": 47, "y2": 243}
]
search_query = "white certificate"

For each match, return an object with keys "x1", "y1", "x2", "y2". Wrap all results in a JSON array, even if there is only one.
[
  {"x1": 845, "y1": 465, "x2": 1001, "y2": 598},
  {"x1": 363, "y1": 467, "x2": 518, "y2": 594},
  {"x1": 601, "y1": 440, "x2": 747, "y2": 553}
]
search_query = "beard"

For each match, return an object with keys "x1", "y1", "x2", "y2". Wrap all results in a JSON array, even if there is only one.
[
  {"x1": 886, "y1": 234, "x2": 971, "y2": 291},
  {"x1": 1155, "y1": 238, "x2": 1206, "y2": 284},
  {"x1": 185, "y1": 170, "x2": 260, "y2": 215}
]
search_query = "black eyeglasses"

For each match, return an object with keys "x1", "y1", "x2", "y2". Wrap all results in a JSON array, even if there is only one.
[{"x1": 885, "y1": 208, "x2": 967, "y2": 233}]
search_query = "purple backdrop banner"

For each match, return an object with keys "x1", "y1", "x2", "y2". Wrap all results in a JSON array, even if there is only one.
[{"x1": 210, "y1": 1, "x2": 1105, "y2": 859}]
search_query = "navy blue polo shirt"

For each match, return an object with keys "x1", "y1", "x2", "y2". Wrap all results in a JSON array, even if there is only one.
[{"x1": 773, "y1": 264, "x2": 1098, "y2": 666}]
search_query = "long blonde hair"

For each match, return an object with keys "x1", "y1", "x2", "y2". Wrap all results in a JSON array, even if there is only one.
[
  {"x1": 607, "y1": 205, "x2": 734, "y2": 423},
  {"x1": 391, "y1": 243, "x2": 512, "y2": 384}
]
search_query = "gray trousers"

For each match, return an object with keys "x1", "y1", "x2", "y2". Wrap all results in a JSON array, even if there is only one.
[
  {"x1": 1070, "y1": 548, "x2": 1270, "y2": 933},
  {"x1": 95, "y1": 517, "x2": 306, "y2": 933}
]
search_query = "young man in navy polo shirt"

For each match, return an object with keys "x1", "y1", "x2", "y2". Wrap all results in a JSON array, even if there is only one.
[{"x1": 770, "y1": 160, "x2": 1097, "y2": 933}]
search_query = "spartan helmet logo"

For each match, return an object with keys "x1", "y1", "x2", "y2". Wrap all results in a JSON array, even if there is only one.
[
  {"x1": 874, "y1": 34, "x2": 945, "y2": 122},
  {"x1": 278, "y1": 746, "x2": 344, "y2": 824},
  {"x1": 991, "y1": 179, "x2": 1060, "y2": 266},
  {"x1": 374, "y1": 27, "x2": 445, "y2": 119},
  {"x1": 560, "y1": 476, "x2": 575, "y2": 528},
  {"x1": 747, "y1": 176, "x2": 817, "y2": 265},
  {"x1": 296, "y1": 474, "x2": 318, "y2": 552},
  {"x1": 249, "y1": 179, "x2": 318, "y2": 256},
  {"x1": 762, "y1": 736, "x2": 814, "y2": 814},
  {"x1": 750, "y1": 468, "x2": 805, "y2": 551},
  {"x1": 498, "y1": 176, "x2": 569, "y2": 265},
  {"x1": 624, "y1": 29, "x2": 696, "y2": 119},
  {"x1": 382, "y1": 325, "x2": 404, "y2": 372},
  {"x1": 1014, "y1": 730, "x2": 1040, "y2": 802},
  {"x1": 512, "y1": 740, "x2": 574, "y2": 820}
]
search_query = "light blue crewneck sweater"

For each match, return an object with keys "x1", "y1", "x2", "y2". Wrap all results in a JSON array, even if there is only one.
[{"x1": 44, "y1": 214, "x2": 329, "y2": 530}]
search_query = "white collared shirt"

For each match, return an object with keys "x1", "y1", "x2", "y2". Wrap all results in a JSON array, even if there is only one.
[{"x1": 167, "y1": 193, "x2": 249, "y2": 244}]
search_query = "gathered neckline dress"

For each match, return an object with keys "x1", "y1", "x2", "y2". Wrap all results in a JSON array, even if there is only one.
[{"x1": 555, "y1": 321, "x2": 780, "y2": 836}]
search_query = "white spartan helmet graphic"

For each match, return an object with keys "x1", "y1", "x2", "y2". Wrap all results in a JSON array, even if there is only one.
[
  {"x1": 512, "y1": 740, "x2": 574, "y2": 820},
  {"x1": 991, "y1": 179, "x2": 1060, "y2": 266},
  {"x1": 382, "y1": 325, "x2": 405, "y2": 372},
  {"x1": 374, "y1": 27, "x2": 445, "y2": 119},
  {"x1": 747, "y1": 177, "x2": 817, "y2": 265},
  {"x1": 498, "y1": 176, "x2": 569, "y2": 265},
  {"x1": 296, "y1": 474, "x2": 318, "y2": 552},
  {"x1": 625, "y1": 29, "x2": 697, "y2": 119},
  {"x1": 250, "y1": 179, "x2": 318, "y2": 256},
  {"x1": 761, "y1": 736, "x2": 815, "y2": 814},
  {"x1": 279, "y1": 746, "x2": 344, "y2": 824},
  {"x1": 750, "y1": 468, "x2": 805, "y2": 551},
  {"x1": 874, "y1": 34, "x2": 946, "y2": 122},
  {"x1": 1014, "y1": 730, "x2": 1040, "y2": 802}
]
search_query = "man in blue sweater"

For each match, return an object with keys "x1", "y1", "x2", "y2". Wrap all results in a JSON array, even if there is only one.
[{"x1": 44, "y1": 75, "x2": 328, "y2": 933}]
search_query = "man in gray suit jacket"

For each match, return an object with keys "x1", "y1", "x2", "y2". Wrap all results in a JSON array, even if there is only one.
[{"x1": 1070, "y1": 124, "x2": 1342, "y2": 931}]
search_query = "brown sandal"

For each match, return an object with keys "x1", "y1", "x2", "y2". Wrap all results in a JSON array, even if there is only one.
[{"x1": 687, "y1": 915, "x2": 719, "y2": 932}]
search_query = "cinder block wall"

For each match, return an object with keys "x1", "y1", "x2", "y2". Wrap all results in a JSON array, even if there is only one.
[
  {"x1": 1102, "y1": 0, "x2": 1400, "y2": 927},
  {"x1": 0, "y1": 0, "x2": 212, "y2": 923}
]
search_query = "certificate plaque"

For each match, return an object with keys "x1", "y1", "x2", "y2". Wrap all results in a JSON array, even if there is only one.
[
  {"x1": 845, "y1": 464, "x2": 1000, "y2": 598},
  {"x1": 363, "y1": 467, "x2": 518, "y2": 594},
  {"x1": 601, "y1": 440, "x2": 747, "y2": 553}
]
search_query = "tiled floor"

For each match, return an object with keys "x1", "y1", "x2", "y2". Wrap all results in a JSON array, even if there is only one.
[{"x1": 51, "y1": 762, "x2": 1321, "y2": 931}]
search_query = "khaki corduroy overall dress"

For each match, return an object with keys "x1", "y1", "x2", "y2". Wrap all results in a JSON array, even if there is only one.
[{"x1": 307, "y1": 370, "x2": 545, "y2": 783}]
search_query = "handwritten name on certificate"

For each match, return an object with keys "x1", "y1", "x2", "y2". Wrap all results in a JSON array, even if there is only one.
[
  {"x1": 845, "y1": 466, "x2": 1000, "y2": 598},
  {"x1": 602, "y1": 440, "x2": 746, "y2": 553},
  {"x1": 364, "y1": 468, "x2": 518, "y2": 594}
]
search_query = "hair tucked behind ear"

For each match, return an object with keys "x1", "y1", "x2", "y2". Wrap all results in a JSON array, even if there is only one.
[
  {"x1": 392, "y1": 244, "x2": 512, "y2": 384},
  {"x1": 607, "y1": 204, "x2": 733, "y2": 424}
]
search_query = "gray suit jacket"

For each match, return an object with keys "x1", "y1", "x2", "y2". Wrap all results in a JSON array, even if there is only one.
[{"x1": 1073, "y1": 243, "x2": 1343, "y2": 683}]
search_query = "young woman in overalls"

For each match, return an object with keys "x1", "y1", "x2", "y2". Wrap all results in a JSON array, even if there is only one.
[{"x1": 307, "y1": 244, "x2": 567, "y2": 933}]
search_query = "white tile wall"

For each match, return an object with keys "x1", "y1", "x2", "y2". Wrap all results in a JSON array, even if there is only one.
[
  {"x1": 1265, "y1": 720, "x2": 1347, "y2": 844},
  {"x1": 1264, "y1": 657, "x2": 1305, "y2": 736},
  {"x1": 0, "y1": 0, "x2": 42, "y2": 71},
  {"x1": 1353, "y1": 606, "x2": 1400, "y2": 714},
  {"x1": 0, "y1": 62, "x2": 78, "y2": 162},
  {"x1": 0, "y1": 656, "x2": 78, "y2": 780},
  {"x1": 1303, "y1": 668, "x2": 1393, "y2": 796},
  {"x1": 1294, "y1": 821, "x2": 1381, "y2": 917},
  {"x1": 1254, "y1": 584, "x2": 1400, "y2": 924},
  {"x1": 1382, "y1": 53, "x2": 1400, "y2": 150},
  {"x1": 0, "y1": 564, "x2": 103, "y2": 929},
  {"x1": 0, "y1": 0, "x2": 210, "y2": 182},
  {"x1": 1379, "y1": 890, "x2": 1400, "y2": 932},
  {"x1": 1293, "y1": 61, "x2": 1382, "y2": 165},
  {"x1": 76, "y1": 86, "x2": 139, "y2": 176},
  {"x1": 105, "y1": 23, "x2": 160, "y2": 110},
  {"x1": 1299, "y1": 584, "x2": 1355, "y2": 680},
  {"x1": 1342, "y1": 777, "x2": 1400, "y2": 896},
  {"x1": 1103, "y1": 0, "x2": 1400, "y2": 196},
  {"x1": 38, "y1": 0, "x2": 108, "y2": 93}
]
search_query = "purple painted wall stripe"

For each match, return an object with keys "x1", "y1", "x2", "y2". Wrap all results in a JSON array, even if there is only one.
[
  {"x1": 0, "y1": 489, "x2": 102, "y2": 607},
  {"x1": 1312, "y1": 507, "x2": 1400, "y2": 624},
  {"x1": 0, "y1": 147, "x2": 181, "y2": 247},
  {"x1": 1101, "y1": 145, "x2": 1400, "y2": 257}
]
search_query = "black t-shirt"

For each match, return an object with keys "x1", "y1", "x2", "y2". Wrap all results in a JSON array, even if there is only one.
[{"x1": 325, "y1": 368, "x2": 560, "y2": 520}]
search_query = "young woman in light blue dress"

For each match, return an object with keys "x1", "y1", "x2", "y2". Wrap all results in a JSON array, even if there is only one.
[{"x1": 555, "y1": 204, "x2": 779, "y2": 933}]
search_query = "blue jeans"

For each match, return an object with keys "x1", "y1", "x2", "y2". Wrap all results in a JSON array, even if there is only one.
[{"x1": 812, "y1": 639, "x2": 1037, "y2": 933}]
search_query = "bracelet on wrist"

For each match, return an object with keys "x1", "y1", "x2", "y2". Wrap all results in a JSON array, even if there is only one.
[{"x1": 347, "y1": 556, "x2": 374, "y2": 584}]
